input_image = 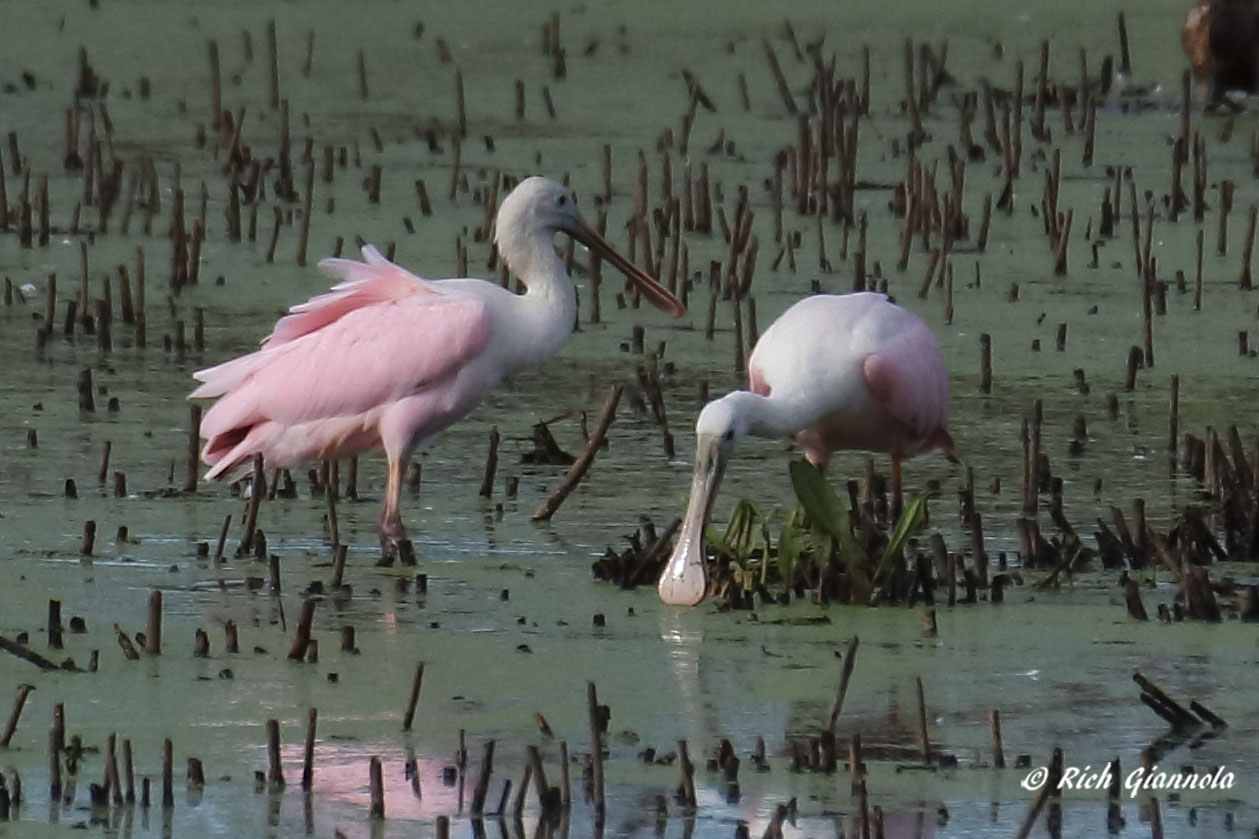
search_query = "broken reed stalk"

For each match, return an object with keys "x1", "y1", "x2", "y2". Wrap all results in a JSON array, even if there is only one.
[
  {"x1": 1168, "y1": 375, "x2": 1179, "y2": 453},
  {"x1": 1133, "y1": 672, "x2": 1199, "y2": 728},
  {"x1": 526, "y1": 745, "x2": 551, "y2": 814},
  {"x1": 1219, "y1": 180, "x2": 1234, "y2": 257},
  {"x1": 98, "y1": 441, "x2": 112, "y2": 484},
  {"x1": 183, "y1": 405, "x2": 201, "y2": 493},
  {"x1": 826, "y1": 636, "x2": 859, "y2": 730},
  {"x1": 134, "y1": 245, "x2": 147, "y2": 346},
  {"x1": 848, "y1": 733, "x2": 865, "y2": 797},
  {"x1": 48, "y1": 599, "x2": 63, "y2": 648},
  {"x1": 325, "y1": 470, "x2": 339, "y2": 549},
  {"x1": 346, "y1": 457, "x2": 358, "y2": 499},
  {"x1": 915, "y1": 676, "x2": 931, "y2": 763},
  {"x1": 356, "y1": 50, "x2": 369, "y2": 100},
  {"x1": 402, "y1": 661, "x2": 425, "y2": 731},
  {"x1": 265, "y1": 206, "x2": 282, "y2": 263},
  {"x1": 1150, "y1": 796, "x2": 1164, "y2": 838},
  {"x1": 455, "y1": 71, "x2": 467, "y2": 138},
  {"x1": 532, "y1": 385, "x2": 623, "y2": 521},
  {"x1": 0, "y1": 636, "x2": 58, "y2": 670},
  {"x1": 1117, "y1": 12, "x2": 1132, "y2": 74},
  {"x1": 989, "y1": 709, "x2": 1005, "y2": 768},
  {"x1": 106, "y1": 734, "x2": 123, "y2": 805},
  {"x1": 677, "y1": 740, "x2": 697, "y2": 808},
  {"x1": 469, "y1": 740, "x2": 495, "y2": 815},
  {"x1": 193, "y1": 627, "x2": 210, "y2": 657},
  {"x1": 287, "y1": 600, "x2": 316, "y2": 660},
  {"x1": 587, "y1": 681, "x2": 605, "y2": 818},
  {"x1": 240, "y1": 454, "x2": 264, "y2": 552},
  {"x1": 113, "y1": 624, "x2": 140, "y2": 660},
  {"x1": 214, "y1": 514, "x2": 231, "y2": 563},
  {"x1": 369, "y1": 756, "x2": 385, "y2": 818},
  {"x1": 512, "y1": 764, "x2": 531, "y2": 819},
  {"x1": 1014, "y1": 775, "x2": 1051, "y2": 839},
  {"x1": 296, "y1": 158, "x2": 314, "y2": 266},
  {"x1": 186, "y1": 756, "x2": 205, "y2": 789},
  {"x1": 1242, "y1": 204, "x2": 1257, "y2": 290},
  {"x1": 302, "y1": 30, "x2": 315, "y2": 77},
  {"x1": 123, "y1": 739, "x2": 135, "y2": 803},
  {"x1": 267, "y1": 719, "x2": 285, "y2": 787},
  {"x1": 330, "y1": 544, "x2": 348, "y2": 590},
  {"x1": 145, "y1": 590, "x2": 162, "y2": 654},
  {"x1": 162, "y1": 738, "x2": 174, "y2": 808},
  {"x1": 559, "y1": 740, "x2": 570, "y2": 809},
  {"x1": 762, "y1": 40, "x2": 797, "y2": 114},
  {"x1": 0, "y1": 683, "x2": 34, "y2": 747},
  {"x1": 49, "y1": 703, "x2": 64, "y2": 800},
  {"x1": 980, "y1": 334, "x2": 992, "y2": 393},
  {"x1": 478, "y1": 426, "x2": 499, "y2": 498},
  {"x1": 302, "y1": 707, "x2": 317, "y2": 790},
  {"x1": 340, "y1": 625, "x2": 356, "y2": 652},
  {"x1": 266, "y1": 20, "x2": 280, "y2": 109}
]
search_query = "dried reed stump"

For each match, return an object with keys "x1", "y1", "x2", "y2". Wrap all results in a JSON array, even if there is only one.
[
  {"x1": 533, "y1": 385, "x2": 623, "y2": 521},
  {"x1": 402, "y1": 662, "x2": 425, "y2": 731}
]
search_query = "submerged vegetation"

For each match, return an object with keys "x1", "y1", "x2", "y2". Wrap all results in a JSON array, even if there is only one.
[
  {"x1": 596, "y1": 460, "x2": 936, "y2": 607},
  {"x1": 600, "y1": 444, "x2": 1259, "y2": 625}
]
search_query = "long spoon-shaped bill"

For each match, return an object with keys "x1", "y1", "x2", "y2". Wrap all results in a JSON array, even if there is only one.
[
  {"x1": 567, "y1": 218, "x2": 686, "y2": 317},
  {"x1": 657, "y1": 435, "x2": 727, "y2": 606}
]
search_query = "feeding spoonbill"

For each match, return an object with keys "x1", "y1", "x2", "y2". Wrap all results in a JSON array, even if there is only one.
[
  {"x1": 191, "y1": 176, "x2": 685, "y2": 552},
  {"x1": 656, "y1": 292, "x2": 952, "y2": 607}
]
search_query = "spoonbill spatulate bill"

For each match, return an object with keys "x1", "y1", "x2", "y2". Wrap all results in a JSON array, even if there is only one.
[
  {"x1": 656, "y1": 292, "x2": 952, "y2": 607},
  {"x1": 190, "y1": 176, "x2": 685, "y2": 553}
]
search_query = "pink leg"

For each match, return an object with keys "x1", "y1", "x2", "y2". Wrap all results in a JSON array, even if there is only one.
[
  {"x1": 376, "y1": 390, "x2": 449, "y2": 557},
  {"x1": 378, "y1": 453, "x2": 409, "y2": 553}
]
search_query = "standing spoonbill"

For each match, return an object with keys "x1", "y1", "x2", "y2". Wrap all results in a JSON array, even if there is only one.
[
  {"x1": 656, "y1": 292, "x2": 952, "y2": 606},
  {"x1": 191, "y1": 176, "x2": 685, "y2": 552}
]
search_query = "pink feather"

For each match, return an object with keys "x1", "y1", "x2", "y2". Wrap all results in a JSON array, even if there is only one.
[
  {"x1": 264, "y1": 245, "x2": 439, "y2": 347},
  {"x1": 192, "y1": 246, "x2": 491, "y2": 479}
]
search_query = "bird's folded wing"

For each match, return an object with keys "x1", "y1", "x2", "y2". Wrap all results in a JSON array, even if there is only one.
[
  {"x1": 196, "y1": 294, "x2": 490, "y2": 439},
  {"x1": 861, "y1": 345, "x2": 949, "y2": 437},
  {"x1": 264, "y1": 245, "x2": 443, "y2": 347}
]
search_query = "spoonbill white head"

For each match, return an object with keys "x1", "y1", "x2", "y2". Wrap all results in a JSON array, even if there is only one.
[
  {"x1": 494, "y1": 176, "x2": 685, "y2": 316},
  {"x1": 656, "y1": 394, "x2": 753, "y2": 606}
]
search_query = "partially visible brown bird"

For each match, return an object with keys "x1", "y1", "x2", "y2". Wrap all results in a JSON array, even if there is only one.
[{"x1": 1183, "y1": 0, "x2": 1259, "y2": 104}]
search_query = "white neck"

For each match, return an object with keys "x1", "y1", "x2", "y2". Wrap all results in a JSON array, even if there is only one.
[
  {"x1": 719, "y1": 391, "x2": 803, "y2": 440},
  {"x1": 503, "y1": 235, "x2": 577, "y2": 369}
]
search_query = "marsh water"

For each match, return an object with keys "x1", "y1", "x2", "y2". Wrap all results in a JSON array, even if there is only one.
[{"x1": 1, "y1": 0, "x2": 1258, "y2": 837}]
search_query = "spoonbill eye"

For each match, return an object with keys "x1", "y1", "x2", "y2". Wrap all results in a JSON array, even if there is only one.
[
  {"x1": 558, "y1": 195, "x2": 568, "y2": 206},
  {"x1": 723, "y1": 430, "x2": 735, "y2": 442}
]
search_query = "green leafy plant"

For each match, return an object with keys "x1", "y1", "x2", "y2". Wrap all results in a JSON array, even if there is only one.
[
  {"x1": 695, "y1": 460, "x2": 933, "y2": 605},
  {"x1": 789, "y1": 460, "x2": 863, "y2": 560}
]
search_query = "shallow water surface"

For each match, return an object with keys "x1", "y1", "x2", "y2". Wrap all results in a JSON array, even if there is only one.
[{"x1": 1, "y1": 0, "x2": 1258, "y2": 837}]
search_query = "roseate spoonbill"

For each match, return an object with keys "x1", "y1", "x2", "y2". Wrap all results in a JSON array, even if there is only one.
[
  {"x1": 1183, "y1": 0, "x2": 1259, "y2": 105},
  {"x1": 657, "y1": 292, "x2": 952, "y2": 607},
  {"x1": 191, "y1": 176, "x2": 685, "y2": 552}
]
